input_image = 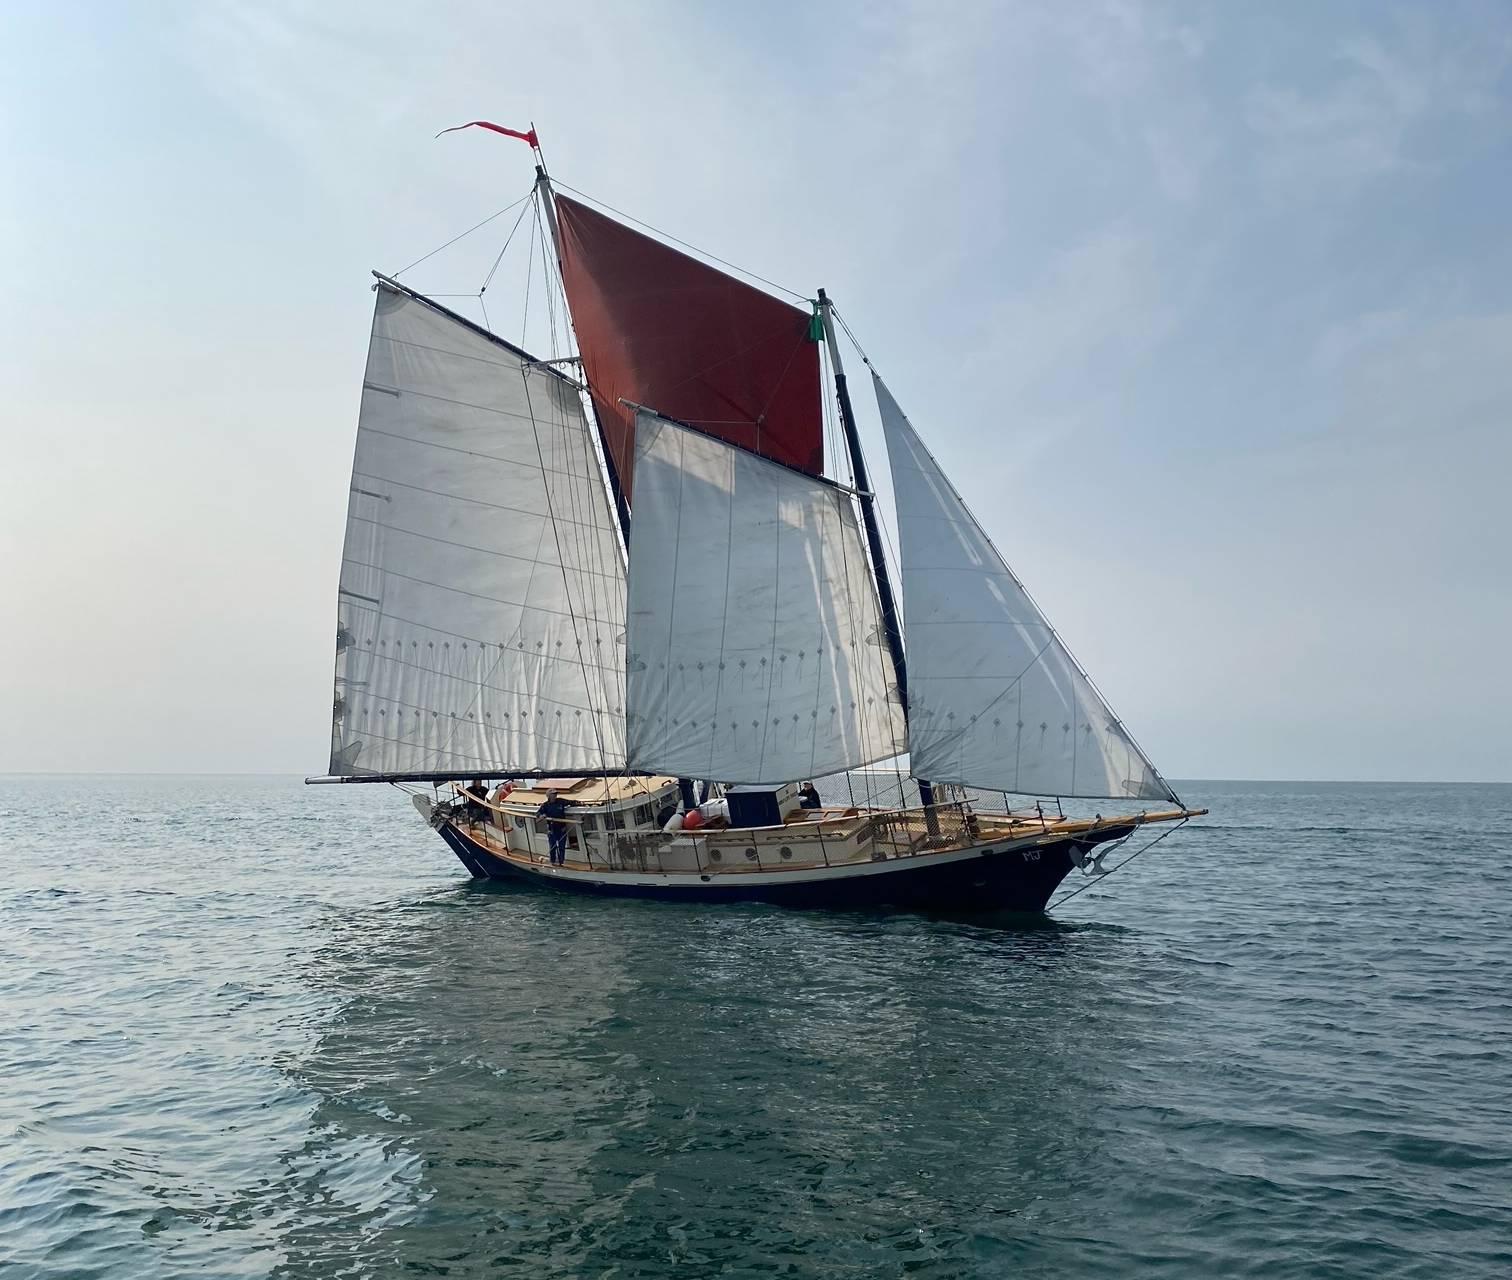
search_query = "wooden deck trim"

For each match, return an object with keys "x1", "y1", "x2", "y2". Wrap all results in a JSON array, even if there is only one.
[{"x1": 451, "y1": 805, "x2": 1204, "y2": 879}]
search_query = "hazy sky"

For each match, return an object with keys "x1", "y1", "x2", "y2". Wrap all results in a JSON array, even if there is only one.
[{"x1": 3, "y1": 1, "x2": 1509, "y2": 781}]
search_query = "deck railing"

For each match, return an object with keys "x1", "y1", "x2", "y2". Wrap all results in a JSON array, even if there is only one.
[
  {"x1": 601, "y1": 800, "x2": 980, "y2": 875},
  {"x1": 864, "y1": 801, "x2": 975, "y2": 856},
  {"x1": 450, "y1": 792, "x2": 987, "y2": 876}
]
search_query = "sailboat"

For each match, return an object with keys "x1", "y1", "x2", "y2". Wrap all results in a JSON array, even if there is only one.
[{"x1": 307, "y1": 126, "x2": 1204, "y2": 912}]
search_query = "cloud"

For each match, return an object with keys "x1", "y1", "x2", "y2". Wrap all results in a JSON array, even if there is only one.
[
  {"x1": 1246, "y1": 18, "x2": 1512, "y2": 198},
  {"x1": 951, "y1": 225, "x2": 1178, "y2": 471}
]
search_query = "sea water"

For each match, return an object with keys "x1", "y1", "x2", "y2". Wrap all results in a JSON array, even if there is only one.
[{"x1": 1, "y1": 776, "x2": 1509, "y2": 1277}]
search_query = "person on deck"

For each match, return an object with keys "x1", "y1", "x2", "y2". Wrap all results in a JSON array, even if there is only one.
[
  {"x1": 797, "y1": 782, "x2": 822, "y2": 810},
  {"x1": 538, "y1": 790, "x2": 570, "y2": 866},
  {"x1": 464, "y1": 779, "x2": 489, "y2": 821}
]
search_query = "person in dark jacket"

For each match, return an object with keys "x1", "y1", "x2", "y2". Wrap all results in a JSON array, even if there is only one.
[
  {"x1": 538, "y1": 790, "x2": 570, "y2": 865},
  {"x1": 463, "y1": 779, "x2": 490, "y2": 821},
  {"x1": 797, "y1": 782, "x2": 822, "y2": 810}
]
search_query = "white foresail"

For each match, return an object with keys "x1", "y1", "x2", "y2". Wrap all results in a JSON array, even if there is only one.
[
  {"x1": 624, "y1": 410, "x2": 906, "y2": 784},
  {"x1": 874, "y1": 375, "x2": 1177, "y2": 803},
  {"x1": 329, "y1": 283, "x2": 627, "y2": 776}
]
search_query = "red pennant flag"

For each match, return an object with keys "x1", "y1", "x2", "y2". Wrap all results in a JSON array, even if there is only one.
[{"x1": 435, "y1": 121, "x2": 539, "y2": 149}]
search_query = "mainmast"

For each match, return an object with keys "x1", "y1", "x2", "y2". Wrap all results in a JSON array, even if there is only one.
[
  {"x1": 816, "y1": 289, "x2": 933, "y2": 809},
  {"x1": 533, "y1": 160, "x2": 633, "y2": 543}
]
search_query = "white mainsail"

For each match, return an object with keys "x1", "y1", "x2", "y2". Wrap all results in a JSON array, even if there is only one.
[
  {"x1": 875, "y1": 375, "x2": 1177, "y2": 803},
  {"x1": 623, "y1": 410, "x2": 906, "y2": 784},
  {"x1": 330, "y1": 283, "x2": 627, "y2": 776}
]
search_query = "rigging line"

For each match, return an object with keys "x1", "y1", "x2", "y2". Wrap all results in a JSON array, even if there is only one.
[
  {"x1": 822, "y1": 337, "x2": 891, "y2": 808},
  {"x1": 340, "y1": 556, "x2": 589, "y2": 618},
  {"x1": 421, "y1": 450, "x2": 552, "y2": 772},
  {"x1": 828, "y1": 470, "x2": 868, "y2": 775},
  {"x1": 523, "y1": 204, "x2": 610, "y2": 728},
  {"x1": 801, "y1": 491, "x2": 826, "y2": 781},
  {"x1": 833, "y1": 484, "x2": 879, "y2": 781},
  {"x1": 755, "y1": 459, "x2": 788, "y2": 780},
  {"x1": 550, "y1": 179, "x2": 810, "y2": 303},
  {"x1": 826, "y1": 320, "x2": 906, "y2": 801},
  {"x1": 351, "y1": 471, "x2": 612, "y2": 532},
  {"x1": 824, "y1": 310, "x2": 908, "y2": 585},
  {"x1": 538, "y1": 199, "x2": 564, "y2": 364},
  {"x1": 878, "y1": 365, "x2": 1180, "y2": 808},
  {"x1": 704, "y1": 428, "x2": 740, "y2": 782},
  {"x1": 829, "y1": 306, "x2": 874, "y2": 368},
  {"x1": 540, "y1": 338, "x2": 618, "y2": 742},
  {"x1": 344, "y1": 514, "x2": 624, "y2": 580},
  {"x1": 359, "y1": 422, "x2": 602, "y2": 476},
  {"x1": 481, "y1": 199, "x2": 534, "y2": 293},
  {"x1": 393, "y1": 190, "x2": 534, "y2": 278},
  {"x1": 1048, "y1": 819, "x2": 1189, "y2": 911},
  {"x1": 545, "y1": 214, "x2": 629, "y2": 568},
  {"x1": 541, "y1": 194, "x2": 613, "y2": 686},
  {"x1": 520, "y1": 365, "x2": 614, "y2": 774},
  {"x1": 656, "y1": 425, "x2": 687, "y2": 775},
  {"x1": 748, "y1": 327, "x2": 813, "y2": 460},
  {"x1": 478, "y1": 292, "x2": 491, "y2": 334},
  {"x1": 827, "y1": 302, "x2": 913, "y2": 636},
  {"x1": 520, "y1": 208, "x2": 538, "y2": 349}
]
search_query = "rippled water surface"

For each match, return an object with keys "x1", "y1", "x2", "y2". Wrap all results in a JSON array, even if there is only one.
[{"x1": 2, "y1": 776, "x2": 1510, "y2": 1278}]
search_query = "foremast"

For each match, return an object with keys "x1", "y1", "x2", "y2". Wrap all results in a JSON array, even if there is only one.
[{"x1": 816, "y1": 290, "x2": 934, "y2": 809}]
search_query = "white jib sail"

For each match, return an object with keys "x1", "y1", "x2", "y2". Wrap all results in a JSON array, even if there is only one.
[
  {"x1": 624, "y1": 410, "x2": 906, "y2": 785},
  {"x1": 874, "y1": 375, "x2": 1177, "y2": 803},
  {"x1": 329, "y1": 283, "x2": 627, "y2": 776}
]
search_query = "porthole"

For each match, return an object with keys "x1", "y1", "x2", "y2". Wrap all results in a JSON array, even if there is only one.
[
  {"x1": 710, "y1": 849, "x2": 722, "y2": 863},
  {"x1": 779, "y1": 846, "x2": 793, "y2": 861},
  {"x1": 744, "y1": 848, "x2": 758, "y2": 862}
]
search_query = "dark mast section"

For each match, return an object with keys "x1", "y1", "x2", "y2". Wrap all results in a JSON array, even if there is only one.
[{"x1": 816, "y1": 289, "x2": 932, "y2": 809}]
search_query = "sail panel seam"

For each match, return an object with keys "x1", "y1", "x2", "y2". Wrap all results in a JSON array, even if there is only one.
[{"x1": 344, "y1": 515, "x2": 625, "y2": 580}]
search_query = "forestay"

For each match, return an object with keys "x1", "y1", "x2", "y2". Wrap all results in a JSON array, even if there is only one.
[
  {"x1": 329, "y1": 283, "x2": 627, "y2": 776},
  {"x1": 624, "y1": 410, "x2": 906, "y2": 784},
  {"x1": 875, "y1": 375, "x2": 1177, "y2": 803}
]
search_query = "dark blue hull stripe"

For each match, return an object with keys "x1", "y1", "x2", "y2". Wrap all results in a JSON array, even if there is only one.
[{"x1": 436, "y1": 822, "x2": 1109, "y2": 914}]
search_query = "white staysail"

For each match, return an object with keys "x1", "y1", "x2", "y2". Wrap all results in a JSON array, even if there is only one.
[
  {"x1": 623, "y1": 410, "x2": 906, "y2": 784},
  {"x1": 875, "y1": 375, "x2": 1176, "y2": 803},
  {"x1": 329, "y1": 283, "x2": 627, "y2": 776}
]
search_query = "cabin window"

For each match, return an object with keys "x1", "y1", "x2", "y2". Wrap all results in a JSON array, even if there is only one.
[
  {"x1": 581, "y1": 814, "x2": 598, "y2": 832},
  {"x1": 605, "y1": 810, "x2": 624, "y2": 830},
  {"x1": 513, "y1": 816, "x2": 526, "y2": 830},
  {"x1": 634, "y1": 804, "x2": 652, "y2": 825}
]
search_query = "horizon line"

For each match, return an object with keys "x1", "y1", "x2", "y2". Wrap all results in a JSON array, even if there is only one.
[{"x1": 1, "y1": 771, "x2": 1509, "y2": 787}]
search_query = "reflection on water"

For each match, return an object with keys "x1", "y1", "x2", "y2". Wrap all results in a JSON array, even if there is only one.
[
  {"x1": 276, "y1": 887, "x2": 1130, "y2": 1275},
  {"x1": 6, "y1": 777, "x2": 1511, "y2": 1278}
]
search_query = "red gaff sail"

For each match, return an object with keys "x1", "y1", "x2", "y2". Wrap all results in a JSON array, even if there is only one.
[{"x1": 552, "y1": 195, "x2": 823, "y2": 498}]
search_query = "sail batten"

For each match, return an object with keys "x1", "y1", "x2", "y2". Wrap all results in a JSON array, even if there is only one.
[
  {"x1": 623, "y1": 409, "x2": 905, "y2": 784},
  {"x1": 329, "y1": 283, "x2": 627, "y2": 778},
  {"x1": 875, "y1": 375, "x2": 1177, "y2": 804}
]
